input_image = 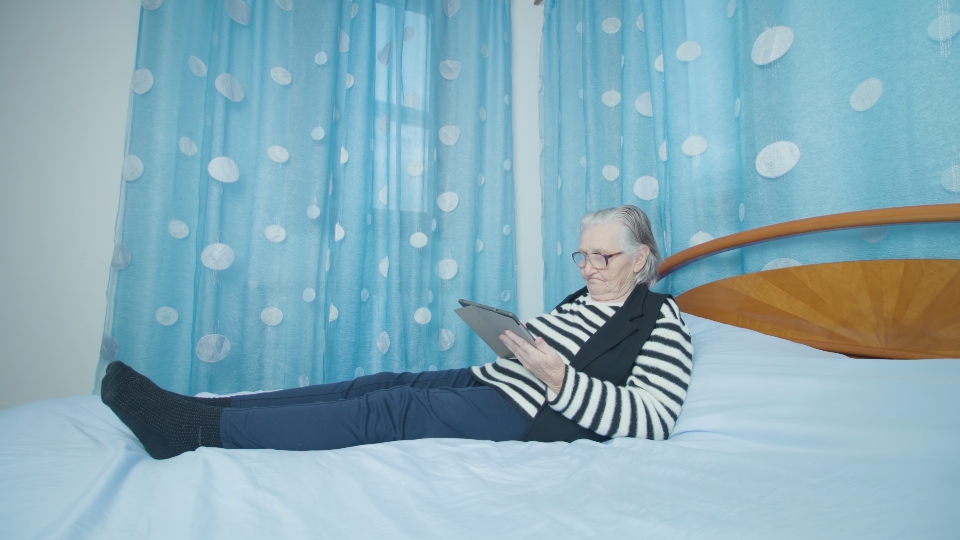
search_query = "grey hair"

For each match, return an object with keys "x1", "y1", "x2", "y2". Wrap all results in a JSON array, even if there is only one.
[{"x1": 580, "y1": 205, "x2": 662, "y2": 286}]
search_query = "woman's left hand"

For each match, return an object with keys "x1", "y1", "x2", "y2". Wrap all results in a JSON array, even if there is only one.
[{"x1": 499, "y1": 331, "x2": 566, "y2": 394}]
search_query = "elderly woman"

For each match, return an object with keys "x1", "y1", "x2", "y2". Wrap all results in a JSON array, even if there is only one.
[{"x1": 101, "y1": 205, "x2": 693, "y2": 459}]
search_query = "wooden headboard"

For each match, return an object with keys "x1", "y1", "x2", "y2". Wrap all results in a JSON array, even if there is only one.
[{"x1": 658, "y1": 204, "x2": 960, "y2": 359}]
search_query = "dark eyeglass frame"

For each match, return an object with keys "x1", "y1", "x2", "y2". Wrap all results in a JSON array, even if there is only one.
[{"x1": 571, "y1": 251, "x2": 623, "y2": 269}]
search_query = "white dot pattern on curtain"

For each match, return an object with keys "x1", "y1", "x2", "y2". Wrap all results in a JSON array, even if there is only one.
[
  {"x1": 101, "y1": 0, "x2": 517, "y2": 395},
  {"x1": 541, "y1": 0, "x2": 960, "y2": 304}
]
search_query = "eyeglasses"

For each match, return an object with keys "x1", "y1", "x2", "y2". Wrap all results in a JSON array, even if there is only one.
[{"x1": 571, "y1": 251, "x2": 623, "y2": 269}]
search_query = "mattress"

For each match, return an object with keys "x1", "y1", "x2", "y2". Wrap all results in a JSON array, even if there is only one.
[{"x1": 1, "y1": 315, "x2": 957, "y2": 539}]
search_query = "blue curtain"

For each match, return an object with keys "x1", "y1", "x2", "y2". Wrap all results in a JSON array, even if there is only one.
[
  {"x1": 541, "y1": 0, "x2": 960, "y2": 306},
  {"x1": 97, "y1": 0, "x2": 516, "y2": 395}
]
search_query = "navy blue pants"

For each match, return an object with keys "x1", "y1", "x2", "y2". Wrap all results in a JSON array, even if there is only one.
[{"x1": 219, "y1": 368, "x2": 529, "y2": 451}]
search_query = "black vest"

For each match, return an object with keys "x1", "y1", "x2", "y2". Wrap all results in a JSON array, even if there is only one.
[{"x1": 521, "y1": 284, "x2": 669, "y2": 443}]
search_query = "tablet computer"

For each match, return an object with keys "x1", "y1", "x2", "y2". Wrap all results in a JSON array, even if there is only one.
[{"x1": 455, "y1": 299, "x2": 536, "y2": 358}]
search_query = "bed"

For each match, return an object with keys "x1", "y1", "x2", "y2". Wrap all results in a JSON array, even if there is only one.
[{"x1": 2, "y1": 205, "x2": 958, "y2": 539}]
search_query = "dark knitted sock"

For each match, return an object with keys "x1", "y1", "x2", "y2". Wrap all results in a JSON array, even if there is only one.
[
  {"x1": 101, "y1": 361, "x2": 224, "y2": 459},
  {"x1": 101, "y1": 361, "x2": 231, "y2": 408}
]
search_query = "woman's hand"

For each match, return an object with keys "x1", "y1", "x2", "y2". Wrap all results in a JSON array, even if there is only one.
[{"x1": 499, "y1": 331, "x2": 566, "y2": 394}]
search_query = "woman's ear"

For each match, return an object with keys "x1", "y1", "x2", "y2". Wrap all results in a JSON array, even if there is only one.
[{"x1": 633, "y1": 245, "x2": 650, "y2": 274}]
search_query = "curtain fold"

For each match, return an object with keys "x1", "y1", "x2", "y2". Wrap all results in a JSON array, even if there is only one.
[
  {"x1": 98, "y1": 0, "x2": 516, "y2": 395},
  {"x1": 541, "y1": 0, "x2": 960, "y2": 306}
]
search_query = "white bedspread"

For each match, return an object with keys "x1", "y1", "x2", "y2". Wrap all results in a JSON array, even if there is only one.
[{"x1": 2, "y1": 316, "x2": 958, "y2": 539}]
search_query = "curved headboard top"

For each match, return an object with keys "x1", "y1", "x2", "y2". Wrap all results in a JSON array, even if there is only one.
[{"x1": 659, "y1": 204, "x2": 960, "y2": 278}]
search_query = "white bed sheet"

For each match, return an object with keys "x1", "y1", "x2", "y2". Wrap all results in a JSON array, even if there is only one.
[{"x1": 1, "y1": 316, "x2": 958, "y2": 539}]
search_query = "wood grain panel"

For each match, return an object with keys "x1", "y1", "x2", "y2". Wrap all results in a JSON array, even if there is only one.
[{"x1": 676, "y1": 260, "x2": 960, "y2": 359}]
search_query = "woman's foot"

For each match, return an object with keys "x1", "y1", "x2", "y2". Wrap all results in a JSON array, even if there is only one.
[
  {"x1": 103, "y1": 361, "x2": 232, "y2": 408},
  {"x1": 101, "y1": 361, "x2": 224, "y2": 459}
]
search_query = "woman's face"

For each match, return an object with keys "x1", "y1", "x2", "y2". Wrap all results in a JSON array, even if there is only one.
[{"x1": 577, "y1": 222, "x2": 649, "y2": 302}]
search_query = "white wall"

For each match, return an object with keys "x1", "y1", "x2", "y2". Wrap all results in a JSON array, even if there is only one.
[
  {"x1": 0, "y1": 1, "x2": 141, "y2": 410},
  {"x1": 0, "y1": 0, "x2": 544, "y2": 411},
  {"x1": 511, "y1": 0, "x2": 545, "y2": 322}
]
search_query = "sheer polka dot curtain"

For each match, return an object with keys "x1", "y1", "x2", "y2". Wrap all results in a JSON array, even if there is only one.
[
  {"x1": 98, "y1": 0, "x2": 516, "y2": 395},
  {"x1": 541, "y1": 0, "x2": 960, "y2": 305}
]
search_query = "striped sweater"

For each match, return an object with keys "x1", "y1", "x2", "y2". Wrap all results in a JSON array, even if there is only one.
[{"x1": 470, "y1": 292, "x2": 693, "y2": 440}]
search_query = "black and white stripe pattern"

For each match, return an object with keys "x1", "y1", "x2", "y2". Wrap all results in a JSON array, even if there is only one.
[{"x1": 470, "y1": 293, "x2": 693, "y2": 440}]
